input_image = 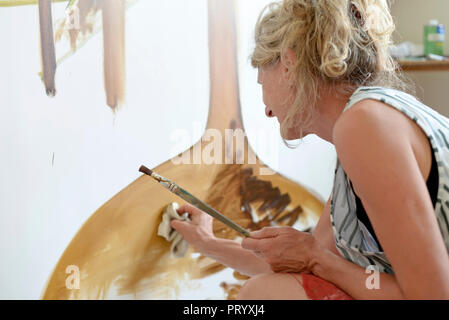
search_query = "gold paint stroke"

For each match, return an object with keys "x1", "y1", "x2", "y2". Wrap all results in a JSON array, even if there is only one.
[{"x1": 0, "y1": 0, "x2": 67, "y2": 6}]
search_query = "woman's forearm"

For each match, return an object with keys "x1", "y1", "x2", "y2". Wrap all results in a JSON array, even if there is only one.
[
  {"x1": 312, "y1": 248, "x2": 405, "y2": 300},
  {"x1": 198, "y1": 237, "x2": 272, "y2": 277}
]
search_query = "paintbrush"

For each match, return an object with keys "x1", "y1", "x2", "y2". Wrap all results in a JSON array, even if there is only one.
[{"x1": 139, "y1": 165, "x2": 250, "y2": 237}]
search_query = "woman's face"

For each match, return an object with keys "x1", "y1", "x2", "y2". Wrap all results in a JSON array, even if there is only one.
[{"x1": 257, "y1": 60, "x2": 298, "y2": 138}]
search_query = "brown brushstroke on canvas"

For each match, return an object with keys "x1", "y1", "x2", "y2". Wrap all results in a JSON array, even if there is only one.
[
  {"x1": 101, "y1": 0, "x2": 125, "y2": 110},
  {"x1": 207, "y1": 165, "x2": 311, "y2": 241},
  {"x1": 38, "y1": 0, "x2": 56, "y2": 96},
  {"x1": 220, "y1": 282, "x2": 242, "y2": 300},
  {"x1": 42, "y1": 0, "x2": 323, "y2": 300}
]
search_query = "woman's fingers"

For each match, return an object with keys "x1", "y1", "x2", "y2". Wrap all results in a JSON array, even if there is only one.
[
  {"x1": 241, "y1": 237, "x2": 272, "y2": 252},
  {"x1": 170, "y1": 205, "x2": 215, "y2": 249},
  {"x1": 175, "y1": 203, "x2": 213, "y2": 227},
  {"x1": 176, "y1": 203, "x2": 200, "y2": 215},
  {"x1": 243, "y1": 227, "x2": 277, "y2": 251},
  {"x1": 241, "y1": 237, "x2": 260, "y2": 251},
  {"x1": 176, "y1": 204, "x2": 205, "y2": 221},
  {"x1": 250, "y1": 227, "x2": 280, "y2": 239}
]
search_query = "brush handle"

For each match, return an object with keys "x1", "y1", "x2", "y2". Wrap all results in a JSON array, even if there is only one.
[
  {"x1": 176, "y1": 187, "x2": 250, "y2": 238},
  {"x1": 148, "y1": 172, "x2": 250, "y2": 237}
]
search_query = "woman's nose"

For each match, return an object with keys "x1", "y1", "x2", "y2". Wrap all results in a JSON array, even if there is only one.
[
  {"x1": 265, "y1": 107, "x2": 274, "y2": 118},
  {"x1": 257, "y1": 69, "x2": 262, "y2": 84}
]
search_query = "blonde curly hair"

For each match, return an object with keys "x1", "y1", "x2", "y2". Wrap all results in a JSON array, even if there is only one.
[{"x1": 251, "y1": 0, "x2": 412, "y2": 144}]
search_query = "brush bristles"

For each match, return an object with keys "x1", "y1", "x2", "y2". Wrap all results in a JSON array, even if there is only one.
[{"x1": 139, "y1": 165, "x2": 153, "y2": 176}]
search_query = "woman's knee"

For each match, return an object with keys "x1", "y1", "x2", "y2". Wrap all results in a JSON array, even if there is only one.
[
  {"x1": 237, "y1": 273, "x2": 271, "y2": 300},
  {"x1": 236, "y1": 273, "x2": 309, "y2": 300}
]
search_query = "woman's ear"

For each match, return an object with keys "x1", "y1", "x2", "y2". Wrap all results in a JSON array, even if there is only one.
[
  {"x1": 281, "y1": 49, "x2": 296, "y2": 83},
  {"x1": 283, "y1": 48, "x2": 296, "y2": 70}
]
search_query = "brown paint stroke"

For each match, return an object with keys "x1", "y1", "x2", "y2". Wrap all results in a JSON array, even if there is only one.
[
  {"x1": 206, "y1": 165, "x2": 305, "y2": 241},
  {"x1": 38, "y1": 0, "x2": 56, "y2": 96},
  {"x1": 101, "y1": 0, "x2": 126, "y2": 111},
  {"x1": 220, "y1": 282, "x2": 242, "y2": 300},
  {"x1": 220, "y1": 270, "x2": 249, "y2": 300}
]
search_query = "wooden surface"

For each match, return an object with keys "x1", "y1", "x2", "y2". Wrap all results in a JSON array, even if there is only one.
[
  {"x1": 398, "y1": 59, "x2": 449, "y2": 71},
  {"x1": 42, "y1": 0, "x2": 324, "y2": 300}
]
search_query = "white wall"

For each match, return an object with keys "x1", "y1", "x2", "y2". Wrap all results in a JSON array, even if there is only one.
[
  {"x1": 0, "y1": 0, "x2": 335, "y2": 299},
  {"x1": 391, "y1": 0, "x2": 449, "y2": 116}
]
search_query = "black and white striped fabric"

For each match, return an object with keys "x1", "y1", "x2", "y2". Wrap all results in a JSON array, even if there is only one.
[{"x1": 330, "y1": 86, "x2": 449, "y2": 274}]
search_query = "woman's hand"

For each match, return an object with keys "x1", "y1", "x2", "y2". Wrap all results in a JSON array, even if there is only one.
[
  {"x1": 241, "y1": 226, "x2": 321, "y2": 273},
  {"x1": 170, "y1": 204, "x2": 216, "y2": 253}
]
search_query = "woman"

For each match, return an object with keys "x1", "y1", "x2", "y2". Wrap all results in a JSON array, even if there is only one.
[{"x1": 172, "y1": 0, "x2": 449, "y2": 299}]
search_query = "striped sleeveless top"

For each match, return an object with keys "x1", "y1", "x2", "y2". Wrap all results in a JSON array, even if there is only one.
[{"x1": 330, "y1": 86, "x2": 449, "y2": 274}]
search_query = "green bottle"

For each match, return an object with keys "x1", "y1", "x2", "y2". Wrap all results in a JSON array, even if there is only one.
[{"x1": 424, "y1": 20, "x2": 445, "y2": 56}]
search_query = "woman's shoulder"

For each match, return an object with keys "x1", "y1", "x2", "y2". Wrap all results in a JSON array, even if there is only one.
[
  {"x1": 349, "y1": 85, "x2": 415, "y2": 97},
  {"x1": 335, "y1": 85, "x2": 426, "y2": 139},
  {"x1": 346, "y1": 86, "x2": 422, "y2": 111},
  {"x1": 334, "y1": 85, "x2": 442, "y2": 156},
  {"x1": 333, "y1": 90, "x2": 432, "y2": 188},
  {"x1": 333, "y1": 93, "x2": 413, "y2": 147}
]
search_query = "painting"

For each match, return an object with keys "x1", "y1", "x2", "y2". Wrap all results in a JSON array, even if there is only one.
[{"x1": 0, "y1": 0, "x2": 331, "y2": 300}]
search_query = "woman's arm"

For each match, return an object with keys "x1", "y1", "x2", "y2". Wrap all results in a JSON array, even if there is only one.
[
  {"x1": 312, "y1": 196, "x2": 405, "y2": 299},
  {"x1": 242, "y1": 225, "x2": 406, "y2": 299},
  {"x1": 313, "y1": 195, "x2": 341, "y2": 256},
  {"x1": 332, "y1": 99, "x2": 449, "y2": 299},
  {"x1": 199, "y1": 237, "x2": 272, "y2": 276},
  {"x1": 171, "y1": 204, "x2": 272, "y2": 277},
  {"x1": 173, "y1": 195, "x2": 338, "y2": 277},
  {"x1": 174, "y1": 194, "x2": 340, "y2": 277},
  {"x1": 311, "y1": 245, "x2": 405, "y2": 299}
]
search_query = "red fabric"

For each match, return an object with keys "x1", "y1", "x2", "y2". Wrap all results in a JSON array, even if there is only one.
[{"x1": 289, "y1": 273, "x2": 353, "y2": 300}]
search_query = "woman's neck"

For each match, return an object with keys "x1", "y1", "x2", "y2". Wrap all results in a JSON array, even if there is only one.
[{"x1": 311, "y1": 87, "x2": 355, "y2": 144}]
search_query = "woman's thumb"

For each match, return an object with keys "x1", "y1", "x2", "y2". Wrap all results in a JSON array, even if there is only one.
[{"x1": 171, "y1": 219, "x2": 186, "y2": 231}]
